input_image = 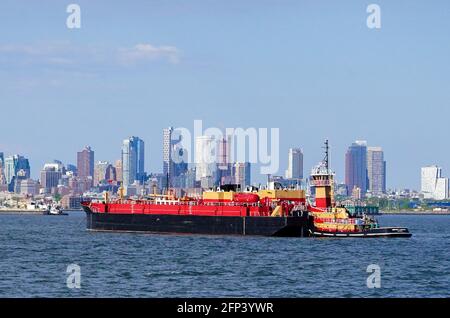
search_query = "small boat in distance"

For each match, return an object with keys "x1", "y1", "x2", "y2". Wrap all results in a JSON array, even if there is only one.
[{"x1": 43, "y1": 204, "x2": 68, "y2": 216}]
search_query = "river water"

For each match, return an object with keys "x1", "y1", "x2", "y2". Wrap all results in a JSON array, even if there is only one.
[{"x1": 0, "y1": 212, "x2": 448, "y2": 297}]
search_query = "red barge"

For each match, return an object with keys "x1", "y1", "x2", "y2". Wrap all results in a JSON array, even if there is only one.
[
  {"x1": 81, "y1": 141, "x2": 411, "y2": 238},
  {"x1": 83, "y1": 187, "x2": 312, "y2": 237}
]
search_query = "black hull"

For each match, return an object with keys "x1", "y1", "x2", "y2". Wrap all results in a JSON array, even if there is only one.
[
  {"x1": 83, "y1": 207, "x2": 312, "y2": 237},
  {"x1": 311, "y1": 227, "x2": 412, "y2": 238}
]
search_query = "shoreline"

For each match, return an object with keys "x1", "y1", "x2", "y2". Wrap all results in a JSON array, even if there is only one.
[
  {"x1": 0, "y1": 209, "x2": 46, "y2": 215},
  {"x1": 0, "y1": 209, "x2": 82, "y2": 215},
  {"x1": 380, "y1": 211, "x2": 450, "y2": 215}
]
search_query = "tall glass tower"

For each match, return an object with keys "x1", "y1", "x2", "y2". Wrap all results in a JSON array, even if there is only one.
[
  {"x1": 163, "y1": 127, "x2": 188, "y2": 188},
  {"x1": 285, "y1": 148, "x2": 304, "y2": 180},
  {"x1": 4, "y1": 155, "x2": 30, "y2": 191},
  {"x1": 345, "y1": 141, "x2": 368, "y2": 196},
  {"x1": 367, "y1": 147, "x2": 386, "y2": 195},
  {"x1": 122, "y1": 136, "x2": 145, "y2": 186}
]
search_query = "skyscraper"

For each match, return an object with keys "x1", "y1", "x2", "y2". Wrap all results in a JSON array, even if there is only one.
[
  {"x1": 217, "y1": 136, "x2": 231, "y2": 170},
  {"x1": 367, "y1": 147, "x2": 386, "y2": 195},
  {"x1": 40, "y1": 162, "x2": 63, "y2": 193},
  {"x1": 105, "y1": 165, "x2": 116, "y2": 183},
  {"x1": 285, "y1": 148, "x2": 304, "y2": 180},
  {"x1": 122, "y1": 136, "x2": 145, "y2": 186},
  {"x1": 163, "y1": 127, "x2": 173, "y2": 183},
  {"x1": 421, "y1": 165, "x2": 449, "y2": 200},
  {"x1": 195, "y1": 135, "x2": 218, "y2": 186},
  {"x1": 115, "y1": 159, "x2": 123, "y2": 183},
  {"x1": 135, "y1": 138, "x2": 145, "y2": 183},
  {"x1": 217, "y1": 136, "x2": 233, "y2": 185},
  {"x1": 345, "y1": 141, "x2": 368, "y2": 196},
  {"x1": 17, "y1": 179, "x2": 38, "y2": 196},
  {"x1": 163, "y1": 127, "x2": 188, "y2": 187},
  {"x1": 0, "y1": 152, "x2": 4, "y2": 184},
  {"x1": 94, "y1": 161, "x2": 111, "y2": 186},
  {"x1": 77, "y1": 146, "x2": 94, "y2": 178},
  {"x1": 4, "y1": 155, "x2": 30, "y2": 192},
  {"x1": 234, "y1": 162, "x2": 251, "y2": 190},
  {"x1": 66, "y1": 164, "x2": 77, "y2": 175}
]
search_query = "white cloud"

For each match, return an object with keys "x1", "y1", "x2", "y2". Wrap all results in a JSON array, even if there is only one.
[
  {"x1": 0, "y1": 42, "x2": 181, "y2": 68},
  {"x1": 0, "y1": 43, "x2": 72, "y2": 56},
  {"x1": 118, "y1": 43, "x2": 181, "y2": 65},
  {"x1": 0, "y1": 43, "x2": 76, "y2": 67}
]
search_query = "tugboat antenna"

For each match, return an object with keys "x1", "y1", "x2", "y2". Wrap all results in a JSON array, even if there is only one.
[{"x1": 323, "y1": 139, "x2": 329, "y2": 173}]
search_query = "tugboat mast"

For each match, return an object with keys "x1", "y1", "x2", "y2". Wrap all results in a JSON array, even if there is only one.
[{"x1": 323, "y1": 139, "x2": 329, "y2": 173}]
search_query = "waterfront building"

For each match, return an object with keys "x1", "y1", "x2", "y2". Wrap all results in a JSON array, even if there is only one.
[
  {"x1": 345, "y1": 141, "x2": 368, "y2": 197},
  {"x1": 0, "y1": 152, "x2": 5, "y2": 185},
  {"x1": 217, "y1": 136, "x2": 233, "y2": 185},
  {"x1": 163, "y1": 127, "x2": 174, "y2": 185},
  {"x1": 59, "y1": 174, "x2": 70, "y2": 187},
  {"x1": 220, "y1": 172, "x2": 235, "y2": 186},
  {"x1": 0, "y1": 152, "x2": 4, "y2": 175},
  {"x1": 149, "y1": 173, "x2": 167, "y2": 192},
  {"x1": 335, "y1": 183, "x2": 349, "y2": 197},
  {"x1": 43, "y1": 161, "x2": 65, "y2": 173},
  {"x1": 17, "y1": 179, "x2": 38, "y2": 196},
  {"x1": 68, "y1": 177, "x2": 82, "y2": 194},
  {"x1": 234, "y1": 162, "x2": 251, "y2": 190},
  {"x1": 217, "y1": 136, "x2": 232, "y2": 170},
  {"x1": 94, "y1": 161, "x2": 112, "y2": 186},
  {"x1": 115, "y1": 159, "x2": 123, "y2": 183},
  {"x1": 122, "y1": 136, "x2": 145, "y2": 187},
  {"x1": 173, "y1": 146, "x2": 188, "y2": 179},
  {"x1": 269, "y1": 175, "x2": 300, "y2": 189},
  {"x1": 105, "y1": 165, "x2": 116, "y2": 183},
  {"x1": 77, "y1": 176, "x2": 93, "y2": 194},
  {"x1": 195, "y1": 135, "x2": 218, "y2": 186},
  {"x1": 61, "y1": 195, "x2": 83, "y2": 210},
  {"x1": 40, "y1": 162, "x2": 64, "y2": 193},
  {"x1": 0, "y1": 184, "x2": 7, "y2": 192},
  {"x1": 184, "y1": 168, "x2": 197, "y2": 189},
  {"x1": 367, "y1": 147, "x2": 386, "y2": 195},
  {"x1": 285, "y1": 148, "x2": 304, "y2": 181},
  {"x1": 122, "y1": 139, "x2": 135, "y2": 187},
  {"x1": 77, "y1": 146, "x2": 94, "y2": 179},
  {"x1": 66, "y1": 164, "x2": 77, "y2": 175},
  {"x1": 351, "y1": 186, "x2": 362, "y2": 200},
  {"x1": 421, "y1": 165, "x2": 449, "y2": 200},
  {"x1": 4, "y1": 155, "x2": 31, "y2": 192},
  {"x1": 163, "y1": 127, "x2": 189, "y2": 187},
  {"x1": 135, "y1": 138, "x2": 146, "y2": 183}
]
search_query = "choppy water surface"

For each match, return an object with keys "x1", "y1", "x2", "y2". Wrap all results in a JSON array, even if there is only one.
[{"x1": 0, "y1": 212, "x2": 449, "y2": 297}]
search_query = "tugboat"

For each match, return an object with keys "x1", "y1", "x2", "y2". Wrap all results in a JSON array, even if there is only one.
[{"x1": 307, "y1": 140, "x2": 412, "y2": 238}]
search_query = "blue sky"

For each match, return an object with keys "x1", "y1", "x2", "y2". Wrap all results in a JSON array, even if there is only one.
[{"x1": 1, "y1": 0, "x2": 449, "y2": 189}]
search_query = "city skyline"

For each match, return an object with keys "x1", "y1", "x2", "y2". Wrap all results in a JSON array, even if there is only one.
[
  {"x1": 2, "y1": 133, "x2": 450, "y2": 192},
  {"x1": 2, "y1": 124, "x2": 449, "y2": 202},
  {"x1": 1, "y1": 1, "x2": 450, "y2": 189}
]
